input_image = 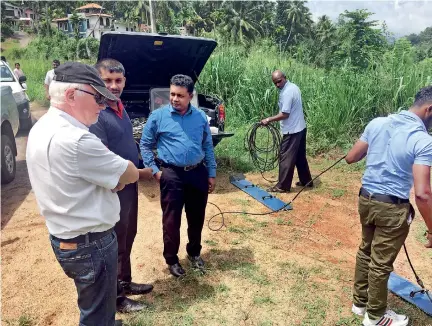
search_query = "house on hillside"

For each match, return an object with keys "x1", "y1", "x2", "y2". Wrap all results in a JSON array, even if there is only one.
[
  {"x1": 2, "y1": 2, "x2": 35, "y2": 28},
  {"x1": 52, "y1": 3, "x2": 151, "y2": 40},
  {"x1": 53, "y1": 3, "x2": 113, "y2": 40}
]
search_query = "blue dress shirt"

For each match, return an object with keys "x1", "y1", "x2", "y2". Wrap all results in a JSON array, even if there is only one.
[{"x1": 140, "y1": 104, "x2": 217, "y2": 178}]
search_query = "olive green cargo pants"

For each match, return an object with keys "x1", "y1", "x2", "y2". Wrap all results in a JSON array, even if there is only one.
[{"x1": 352, "y1": 195, "x2": 411, "y2": 320}]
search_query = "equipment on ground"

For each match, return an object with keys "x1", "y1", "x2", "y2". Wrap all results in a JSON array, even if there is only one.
[
  {"x1": 388, "y1": 272, "x2": 432, "y2": 316},
  {"x1": 229, "y1": 173, "x2": 292, "y2": 212}
]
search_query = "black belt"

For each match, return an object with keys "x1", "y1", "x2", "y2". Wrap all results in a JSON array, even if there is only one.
[
  {"x1": 161, "y1": 161, "x2": 203, "y2": 172},
  {"x1": 51, "y1": 228, "x2": 113, "y2": 244},
  {"x1": 359, "y1": 187, "x2": 409, "y2": 205}
]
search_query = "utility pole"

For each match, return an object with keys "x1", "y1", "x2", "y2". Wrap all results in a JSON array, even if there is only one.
[{"x1": 149, "y1": 0, "x2": 156, "y2": 33}]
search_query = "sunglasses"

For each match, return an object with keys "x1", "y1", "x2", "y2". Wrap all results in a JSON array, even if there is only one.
[{"x1": 75, "y1": 88, "x2": 107, "y2": 105}]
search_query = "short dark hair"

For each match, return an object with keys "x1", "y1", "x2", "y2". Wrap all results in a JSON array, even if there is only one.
[
  {"x1": 170, "y1": 74, "x2": 194, "y2": 93},
  {"x1": 15, "y1": 62, "x2": 20, "y2": 66},
  {"x1": 414, "y1": 86, "x2": 432, "y2": 107},
  {"x1": 95, "y1": 58, "x2": 125, "y2": 75},
  {"x1": 53, "y1": 59, "x2": 60, "y2": 65},
  {"x1": 1, "y1": 56, "x2": 6, "y2": 61}
]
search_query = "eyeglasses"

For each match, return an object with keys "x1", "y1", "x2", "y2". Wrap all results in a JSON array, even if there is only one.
[{"x1": 75, "y1": 88, "x2": 107, "y2": 105}]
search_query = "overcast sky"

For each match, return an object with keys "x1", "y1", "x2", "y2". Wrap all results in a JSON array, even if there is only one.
[{"x1": 306, "y1": 0, "x2": 431, "y2": 37}]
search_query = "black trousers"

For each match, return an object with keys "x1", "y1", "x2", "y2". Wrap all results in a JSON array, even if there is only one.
[
  {"x1": 160, "y1": 164, "x2": 209, "y2": 265},
  {"x1": 115, "y1": 182, "x2": 138, "y2": 298},
  {"x1": 276, "y1": 128, "x2": 312, "y2": 191}
]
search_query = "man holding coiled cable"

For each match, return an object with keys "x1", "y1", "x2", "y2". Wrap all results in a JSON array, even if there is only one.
[
  {"x1": 261, "y1": 70, "x2": 313, "y2": 193},
  {"x1": 345, "y1": 86, "x2": 432, "y2": 326}
]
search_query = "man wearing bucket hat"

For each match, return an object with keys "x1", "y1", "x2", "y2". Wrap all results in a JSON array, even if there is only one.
[{"x1": 27, "y1": 62, "x2": 140, "y2": 325}]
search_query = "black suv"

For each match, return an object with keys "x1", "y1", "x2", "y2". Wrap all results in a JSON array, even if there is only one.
[{"x1": 97, "y1": 32, "x2": 234, "y2": 148}]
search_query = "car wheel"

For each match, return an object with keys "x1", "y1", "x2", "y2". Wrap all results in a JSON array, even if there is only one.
[{"x1": 1, "y1": 134, "x2": 16, "y2": 184}]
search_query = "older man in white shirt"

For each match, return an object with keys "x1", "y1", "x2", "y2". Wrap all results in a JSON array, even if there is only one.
[{"x1": 26, "y1": 62, "x2": 139, "y2": 326}]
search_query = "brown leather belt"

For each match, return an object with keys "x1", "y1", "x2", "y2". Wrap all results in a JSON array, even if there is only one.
[{"x1": 359, "y1": 187, "x2": 409, "y2": 205}]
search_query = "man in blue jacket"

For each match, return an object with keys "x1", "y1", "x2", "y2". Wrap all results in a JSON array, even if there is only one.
[
  {"x1": 140, "y1": 74, "x2": 217, "y2": 277},
  {"x1": 89, "y1": 58, "x2": 154, "y2": 313}
]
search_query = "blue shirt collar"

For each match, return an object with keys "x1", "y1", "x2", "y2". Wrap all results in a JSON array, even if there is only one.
[
  {"x1": 280, "y1": 80, "x2": 290, "y2": 92},
  {"x1": 399, "y1": 110, "x2": 427, "y2": 131},
  {"x1": 168, "y1": 104, "x2": 194, "y2": 115}
]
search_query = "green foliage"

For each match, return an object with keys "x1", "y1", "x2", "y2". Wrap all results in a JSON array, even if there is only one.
[
  {"x1": 199, "y1": 42, "x2": 432, "y2": 156},
  {"x1": 1, "y1": 23, "x2": 14, "y2": 41}
]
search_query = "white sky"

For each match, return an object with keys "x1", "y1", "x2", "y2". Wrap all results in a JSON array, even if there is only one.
[{"x1": 306, "y1": 0, "x2": 432, "y2": 36}]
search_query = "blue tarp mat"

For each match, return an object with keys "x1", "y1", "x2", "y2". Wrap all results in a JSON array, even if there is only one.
[
  {"x1": 388, "y1": 272, "x2": 432, "y2": 316},
  {"x1": 229, "y1": 174, "x2": 292, "y2": 212}
]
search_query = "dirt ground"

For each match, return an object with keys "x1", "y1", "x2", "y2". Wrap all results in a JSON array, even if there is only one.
[{"x1": 2, "y1": 105, "x2": 432, "y2": 325}]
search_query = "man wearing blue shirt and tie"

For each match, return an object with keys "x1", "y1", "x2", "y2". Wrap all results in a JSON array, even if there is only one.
[
  {"x1": 140, "y1": 74, "x2": 217, "y2": 278},
  {"x1": 345, "y1": 86, "x2": 432, "y2": 326}
]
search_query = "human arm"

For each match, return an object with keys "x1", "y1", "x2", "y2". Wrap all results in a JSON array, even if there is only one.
[
  {"x1": 261, "y1": 112, "x2": 289, "y2": 125},
  {"x1": 261, "y1": 87, "x2": 294, "y2": 125},
  {"x1": 139, "y1": 112, "x2": 160, "y2": 180},
  {"x1": 138, "y1": 167, "x2": 153, "y2": 180},
  {"x1": 412, "y1": 137, "x2": 432, "y2": 248},
  {"x1": 77, "y1": 133, "x2": 139, "y2": 189},
  {"x1": 345, "y1": 120, "x2": 375, "y2": 164},
  {"x1": 413, "y1": 164, "x2": 432, "y2": 248},
  {"x1": 201, "y1": 113, "x2": 217, "y2": 192},
  {"x1": 345, "y1": 140, "x2": 369, "y2": 164}
]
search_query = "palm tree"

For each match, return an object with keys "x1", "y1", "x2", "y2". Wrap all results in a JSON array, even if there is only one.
[
  {"x1": 218, "y1": 1, "x2": 263, "y2": 45},
  {"x1": 283, "y1": 1, "x2": 313, "y2": 47}
]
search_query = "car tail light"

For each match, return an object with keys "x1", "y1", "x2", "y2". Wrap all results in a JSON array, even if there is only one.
[{"x1": 218, "y1": 104, "x2": 225, "y2": 122}]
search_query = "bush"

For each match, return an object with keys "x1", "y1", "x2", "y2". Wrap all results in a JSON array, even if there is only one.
[{"x1": 1, "y1": 23, "x2": 14, "y2": 39}]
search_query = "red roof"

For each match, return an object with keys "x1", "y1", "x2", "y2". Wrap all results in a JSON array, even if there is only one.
[{"x1": 76, "y1": 3, "x2": 103, "y2": 10}]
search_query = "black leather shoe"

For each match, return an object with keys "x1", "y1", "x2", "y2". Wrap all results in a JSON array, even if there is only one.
[
  {"x1": 122, "y1": 282, "x2": 154, "y2": 295},
  {"x1": 168, "y1": 263, "x2": 185, "y2": 277},
  {"x1": 116, "y1": 297, "x2": 147, "y2": 313},
  {"x1": 296, "y1": 181, "x2": 313, "y2": 187},
  {"x1": 188, "y1": 255, "x2": 205, "y2": 270}
]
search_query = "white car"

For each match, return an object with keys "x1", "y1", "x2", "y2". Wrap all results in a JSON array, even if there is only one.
[
  {"x1": 1, "y1": 85, "x2": 19, "y2": 184},
  {"x1": 0, "y1": 60, "x2": 31, "y2": 130}
]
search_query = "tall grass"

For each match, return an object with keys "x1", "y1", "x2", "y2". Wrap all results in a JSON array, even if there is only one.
[
  {"x1": 198, "y1": 44, "x2": 432, "y2": 154},
  {"x1": 4, "y1": 37, "x2": 432, "y2": 156}
]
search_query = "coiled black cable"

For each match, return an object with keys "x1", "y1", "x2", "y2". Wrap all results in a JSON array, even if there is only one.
[{"x1": 244, "y1": 122, "x2": 281, "y2": 183}]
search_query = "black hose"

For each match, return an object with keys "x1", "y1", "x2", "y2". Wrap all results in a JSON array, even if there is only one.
[{"x1": 244, "y1": 122, "x2": 281, "y2": 183}]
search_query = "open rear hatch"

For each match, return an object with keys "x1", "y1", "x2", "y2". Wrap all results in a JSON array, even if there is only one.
[{"x1": 98, "y1": 32, "x2": 233, "y2": 140}]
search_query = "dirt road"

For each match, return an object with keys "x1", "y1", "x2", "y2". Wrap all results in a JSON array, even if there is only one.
[{"x1": 2, "y1": 105, "x2": 432, "y2": 325}]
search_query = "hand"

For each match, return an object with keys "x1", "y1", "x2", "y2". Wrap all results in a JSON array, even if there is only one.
[
  {"x1": 425, "y1": 232, "x2": 432, "y2": 248},
  {"x1": 139, "y1": 167, "x2": 153, "y2": 180},
  {"x1": 111, "y1": 182, "x2": 125, "y2": 193},
  {"x1": 208, "y1": 177, "x2": 216, "y2": 193},
  {"x1": 46, "y1": 95, "x2": 51, "y2": 100},
  {"x1": 261, "y1": 118, "x2": 270, "y2": 126},
  {"x1": 154, "y1": 171, "x2": 162, "y2": 183}
]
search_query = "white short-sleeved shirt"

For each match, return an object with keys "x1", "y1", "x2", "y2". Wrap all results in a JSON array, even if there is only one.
[
  {"x1": 26, "y1": 107, "x2": 129, "y2": 239},
  {"x1": 278, "y1": 81, "x2": 306, "y2": 134},
  {"x1": 44, "y1": 69, "x2": 55, "y2": 86}
]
